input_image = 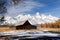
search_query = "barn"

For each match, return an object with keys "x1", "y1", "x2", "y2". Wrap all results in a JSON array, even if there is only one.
[{"x1": 16, "y1": 20, "x2": 36, "y2": 30}]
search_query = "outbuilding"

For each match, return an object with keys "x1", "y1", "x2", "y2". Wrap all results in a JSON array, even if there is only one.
[{"x1": 16, "y1": 20, "x2": 36, "y2": 30}]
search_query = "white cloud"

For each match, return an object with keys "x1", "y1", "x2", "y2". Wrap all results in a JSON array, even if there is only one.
[{"x1": 6, "y1": 0, "x2": 44, "y2": 17}]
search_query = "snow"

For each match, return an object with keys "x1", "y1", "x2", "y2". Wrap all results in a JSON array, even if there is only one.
[
  {"x1": 4, "y1": 16, "x2": 17, "y2": 25},
  {"x1": 1, "y1": 31, "x2": 59, "y2": 38},
  {"x1": 1, "y1": 12, "x2": 59, "y2": 26}
]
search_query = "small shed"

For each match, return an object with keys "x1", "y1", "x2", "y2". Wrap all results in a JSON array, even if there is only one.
[{"x1": 16, "y1": 20, "x2": 36, "y2": 30}]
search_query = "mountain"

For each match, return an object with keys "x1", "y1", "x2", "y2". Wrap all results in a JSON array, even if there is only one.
[
  {"x1": 28, "y1": 12, "x2": 59, "y2": 25},
  {"x1": 15, "y1": 12, "x2": 59, "y2": 25},
  {"x1": 3, "y1": 15, "x2": 17, "y2": 26},
  {"x1": 1, "y1": 12, "x2": 59, "y2": 26}
]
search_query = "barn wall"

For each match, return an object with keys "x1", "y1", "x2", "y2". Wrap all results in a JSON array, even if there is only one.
[{"x1": 16, "y1": 25, "x2": 36, "y2": 30}]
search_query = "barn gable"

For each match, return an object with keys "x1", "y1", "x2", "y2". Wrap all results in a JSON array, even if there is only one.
[{"x1": 23, "y1": 20, "x2": 31, "y2": 26}]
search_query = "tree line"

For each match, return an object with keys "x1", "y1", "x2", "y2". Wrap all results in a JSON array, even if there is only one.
[{"x1": 39, "y1": 19, "x2": 60, "y2": 28}]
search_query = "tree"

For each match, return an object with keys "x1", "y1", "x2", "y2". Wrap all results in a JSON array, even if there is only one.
[{"x1": 0, "y1": 2, "x2": 6, "y2": 25}]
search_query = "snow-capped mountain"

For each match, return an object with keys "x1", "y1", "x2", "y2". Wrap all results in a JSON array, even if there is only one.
[
  {"x1": 17, "y1": 12, "x2": 59, "y2": 25},
  {"x1": 1, "y1": 15, "x2": 17, "y2": 26},
  {"x1": 2, "y1": 12, "x2": 59, "y2": 26},
  {"x1": 28, "y1": 12, "x2": 59, "y2": 25}
]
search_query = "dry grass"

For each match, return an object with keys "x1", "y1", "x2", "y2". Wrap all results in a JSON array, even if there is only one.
[
  {"x1": 0, "y1": 27, "x2": 40, "y2": 33},
  {"x1": 0, "y1": 27, "x2": 60, "y2": 33},
  {"x1": 38, "y1": 28, "x2": 60, "y2": 32},
  {"x1": 0, "y1": 27, "x2": 12, "y2": 32}
]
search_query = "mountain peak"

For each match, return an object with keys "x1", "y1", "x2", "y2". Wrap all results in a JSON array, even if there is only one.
[
  {"x1": 36, "y1": 12, "x2": 40, "y2": 16},
  {"x1": 1, "y1": 13, "x2": 59, "y2": 25}
]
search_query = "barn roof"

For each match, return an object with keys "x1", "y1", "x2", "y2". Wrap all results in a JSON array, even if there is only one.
[
  {"x1": 23, "y1": 20, "x2": 31, "y2": 25},
  {"x1": 16, "y1": 20, "x2": 33, "y2": 26}
]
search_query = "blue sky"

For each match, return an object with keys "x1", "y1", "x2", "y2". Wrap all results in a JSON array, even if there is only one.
[
  {"x1": 0, "y1": 0, "x2": 60, "y2": 17},
  {"x1": 30, "y1": 0, "x2": 60, "y2": 17}
]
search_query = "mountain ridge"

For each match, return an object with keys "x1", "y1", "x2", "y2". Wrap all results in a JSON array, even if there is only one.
[{"x1": 2, "y1": 12, "x2": 59, "y2": 26}]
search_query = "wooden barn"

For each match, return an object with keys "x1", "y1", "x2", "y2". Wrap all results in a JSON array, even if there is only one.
[{"x1": 16, "y1": 20, "x2": 36, "y2": 30}]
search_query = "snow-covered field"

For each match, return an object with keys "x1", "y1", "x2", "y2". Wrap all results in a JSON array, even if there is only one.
[{"x1": 0, "y1": 31, "x2": 60, "y2": 39}]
